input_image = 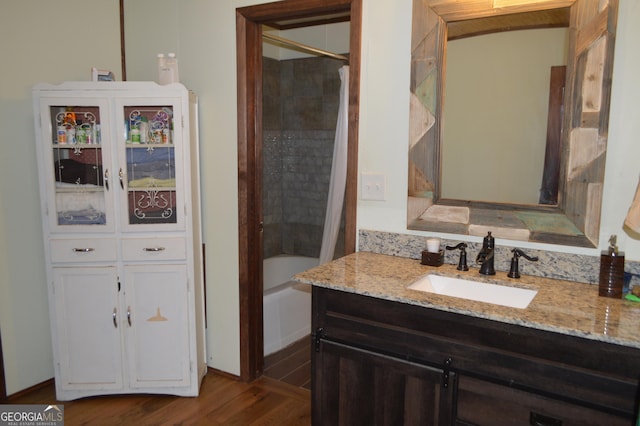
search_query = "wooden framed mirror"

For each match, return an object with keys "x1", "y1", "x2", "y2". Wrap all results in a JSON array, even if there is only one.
[{"x1": 407, "y1": 0, "x2": 618, "y2": 248}]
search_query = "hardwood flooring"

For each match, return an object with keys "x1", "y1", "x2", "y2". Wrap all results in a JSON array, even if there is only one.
[
  {"x1": 263, "y1": 336, "x2": 311, "y2": 390},
  {"x1": 7, "y1": 370, "x2": 311, "y2": 425}
]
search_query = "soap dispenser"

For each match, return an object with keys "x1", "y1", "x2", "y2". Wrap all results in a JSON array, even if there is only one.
[{"x1": 598, "y1": 235, "x2": 625, "y2": 298}]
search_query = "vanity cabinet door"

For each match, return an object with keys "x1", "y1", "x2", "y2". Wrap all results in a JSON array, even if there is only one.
[
  {"x1": 314, "y1": 339, "x2": 455, "y2": 426},
  {"x1": 455, "y1": 376, "x2": 629, "y2": 426}
]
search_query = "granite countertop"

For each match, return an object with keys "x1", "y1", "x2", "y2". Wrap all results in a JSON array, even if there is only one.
[{"x1": 293, "y1": 251, "x2": 640, "y2": 349}]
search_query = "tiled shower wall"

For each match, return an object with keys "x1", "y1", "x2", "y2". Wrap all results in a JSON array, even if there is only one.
[{"x1": 263, "y1": 55, "x2": 345, "y2": 259}]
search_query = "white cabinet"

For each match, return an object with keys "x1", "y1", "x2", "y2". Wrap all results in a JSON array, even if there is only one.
[
  {"x1": 33, "y1": 82, "x2": 206, "y2": 401},
  {"x1": 124, "y1": 264, "x2": 190, "y2": 388},
  {"x1": 52, "y1": 267, "x2": 123, "y2": 391}
]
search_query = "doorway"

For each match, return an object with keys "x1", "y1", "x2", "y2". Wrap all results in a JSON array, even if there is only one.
[{"x1": 236, "y1": 0, "x2": 361, "y2": 381}]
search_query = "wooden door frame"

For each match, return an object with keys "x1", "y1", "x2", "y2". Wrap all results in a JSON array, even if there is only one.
[
  {"x1": 1, "y1": 331, "x2": 6, "y2": 401},
  {"x1": 236, "y1": 0, "x2": 361, "y2": 381}
]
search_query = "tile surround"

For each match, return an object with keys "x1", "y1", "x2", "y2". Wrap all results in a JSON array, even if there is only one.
[{"x1": 262, "y1": 55, "x2": 345, "y2": 259}]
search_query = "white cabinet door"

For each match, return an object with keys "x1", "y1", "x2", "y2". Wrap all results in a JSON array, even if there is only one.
[
  {"x1": 35, "y1": 97, "x2": 116, "y2": 233},
  {"x1": 124, "y1": 264, "x2": 191, "y2": 388},
  {"x1": 52, "y1": 267, "x2": 123, "y2": 391},
  {"x1": 114, "y1": 98, "x2": 187, "y2": 233}
]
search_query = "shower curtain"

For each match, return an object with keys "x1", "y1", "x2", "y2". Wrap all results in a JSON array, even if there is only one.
[{"x1": 319, "y1": 65, "x2": 349, "y2": 265}]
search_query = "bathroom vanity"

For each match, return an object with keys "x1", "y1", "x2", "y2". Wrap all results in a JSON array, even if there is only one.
[{"x1": 295, "y1": 252, "x2": 640, "y2": 425}]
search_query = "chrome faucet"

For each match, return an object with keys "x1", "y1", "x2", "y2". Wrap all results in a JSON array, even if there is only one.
[{"x1": 476, "y1": 232, "x2": 496, "y2": 275}]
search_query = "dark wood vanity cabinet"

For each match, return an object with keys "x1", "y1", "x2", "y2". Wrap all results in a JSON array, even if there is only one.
[
  {"x1": 312, "y1": 287, "x2": 640, "y2": 425},
  {"x1": 315, "y1": 339, "x2": 455, "y2": 425}
]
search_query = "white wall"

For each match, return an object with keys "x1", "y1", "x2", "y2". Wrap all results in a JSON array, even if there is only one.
[
  {"x1": 600, "y1": 0, "x2": 640, "y2": 259},
  {"x1": 124, "y1": 0, "x2": 352, "y2": 377},
  {"x1": 1, "y1": 0, "x2": 638, "y2": 394},
  {"x1": 0, "y1": 1, "x2": 122, "y2": 395},
  {"x1": 124, "y1": 0, "x2": 259, "y2": 377}
]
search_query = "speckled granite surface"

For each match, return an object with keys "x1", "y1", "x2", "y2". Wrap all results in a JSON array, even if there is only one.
[
  {"x1": 294, "y1": 251, "x2": 640, "y2": 349},
  {"x1": 359, "y1": 229, "x2": 640, "y2": 286}
]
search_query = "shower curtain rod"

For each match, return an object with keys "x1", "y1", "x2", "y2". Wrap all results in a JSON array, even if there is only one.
[{"x1": 262, "y1": 32, "x2": 349, "y2": 62}]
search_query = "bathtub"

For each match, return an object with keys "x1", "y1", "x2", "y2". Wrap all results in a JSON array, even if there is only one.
[{"x1": 263, "y1": 255, "x2": 318, "y2": 355}]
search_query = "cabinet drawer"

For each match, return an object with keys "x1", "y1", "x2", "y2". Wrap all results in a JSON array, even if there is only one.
[
  {"x1": 50, "y1": 238, "x2": 117, "y2": 263},
  {"x1": 121, "y1": 237, "x2": 186, "y2": 261},
  {"x1": 456, "y1": 376, "x2": 629, "y2": 426}
]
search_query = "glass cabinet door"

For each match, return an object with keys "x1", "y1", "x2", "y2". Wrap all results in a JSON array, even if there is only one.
[
  {"x1": 42, "y1": 101, "x2": 114, "y2": 232},
  {"x1": 117, "y1": 101, "x2": 184, "y2": 230}
]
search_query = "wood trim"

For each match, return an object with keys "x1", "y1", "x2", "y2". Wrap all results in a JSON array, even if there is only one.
[
  {"x1": 268, "y1": 15, "x2": 350, "y2": 31},
  {"x1": 539, "y1": 65, "x2": 566, "y2": 205},
  {"x1": 236, "y1": 9, "x2": 264, "y2": 382},
  {"x1": 236, "y1": 0, "x2": 360, "y2": 382},
  {"x1": 430, "y1": 0, "x2": 575, "y2": 21},
  {"x1": 237, "y1": 0, "x2": 352, "y2": 23},
  {"x1": 447, "y1": 8, "x2": 570, "y2": 40},
  {"x1": 0, "y1": 330, "x2": 6, "y2": 402},
  {"x1": 344, "y1": 0, "x2": 361, "y2": 255},
  {"x1": 119, "y1": 0, "x2": 127, "y2": 81}
]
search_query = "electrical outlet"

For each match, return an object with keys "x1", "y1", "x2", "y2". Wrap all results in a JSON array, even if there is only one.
[{"x1": 361, "y1": 173, "x2": 386, "y2": 201}]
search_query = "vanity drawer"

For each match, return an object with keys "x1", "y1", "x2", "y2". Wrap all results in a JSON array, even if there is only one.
[
  {"x1": 50, "y1": 238, "x2": 117, "y2": 263},
  {"x1": 456, "y1": 376, "x2": 629, "y2": 426},
  {"x1": 121, "y1": 237, "x2": 186, "y2": 261}
]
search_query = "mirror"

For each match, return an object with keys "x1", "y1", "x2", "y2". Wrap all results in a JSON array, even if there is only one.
[
  {"x1": 407, "y1": 0, "x2": 619, "y2": 248},
  {"x1": 442, "y1": 27, "x2": 569, "y2": 205}
]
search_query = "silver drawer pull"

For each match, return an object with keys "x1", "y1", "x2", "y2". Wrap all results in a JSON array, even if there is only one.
[
  {"x1": 72, "y1": 247, "x2": 95, "y2": 253},
  {"x1": 143, "y1": 247, "x2": 166, "y2": 252},
  {"x1": 113, "y1": 308, "x2": 118, "y2": 328}
]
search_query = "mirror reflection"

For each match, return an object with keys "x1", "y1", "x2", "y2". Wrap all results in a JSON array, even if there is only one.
[{"x1": 442, "y1": 27, "x2": 569, "y2": 205}]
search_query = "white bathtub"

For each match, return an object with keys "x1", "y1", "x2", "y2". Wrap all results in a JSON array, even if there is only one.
[{"x1": 263, "y1": 255, "x2": 318, "y2": 356}]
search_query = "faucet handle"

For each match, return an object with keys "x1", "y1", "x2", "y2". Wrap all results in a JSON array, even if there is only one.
[
  {"x1": 507, "y1": 249, "x2": 539, "y2": 279},
  {"x1": 446, "y1": 243, "x2": 469, "y2": 271}
]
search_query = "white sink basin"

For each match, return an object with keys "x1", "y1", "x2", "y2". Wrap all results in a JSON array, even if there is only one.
[{"x1": 407, "y1": 274, "x2": 537, "y2": 309}]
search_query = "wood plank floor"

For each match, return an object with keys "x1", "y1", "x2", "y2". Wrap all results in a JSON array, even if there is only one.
[
  {"x1": 8, "y1": 370, "x2": 311, "y2": 425},
  {"x1": 263, "y1": 336, "x2": 311, "y2": 390}
]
